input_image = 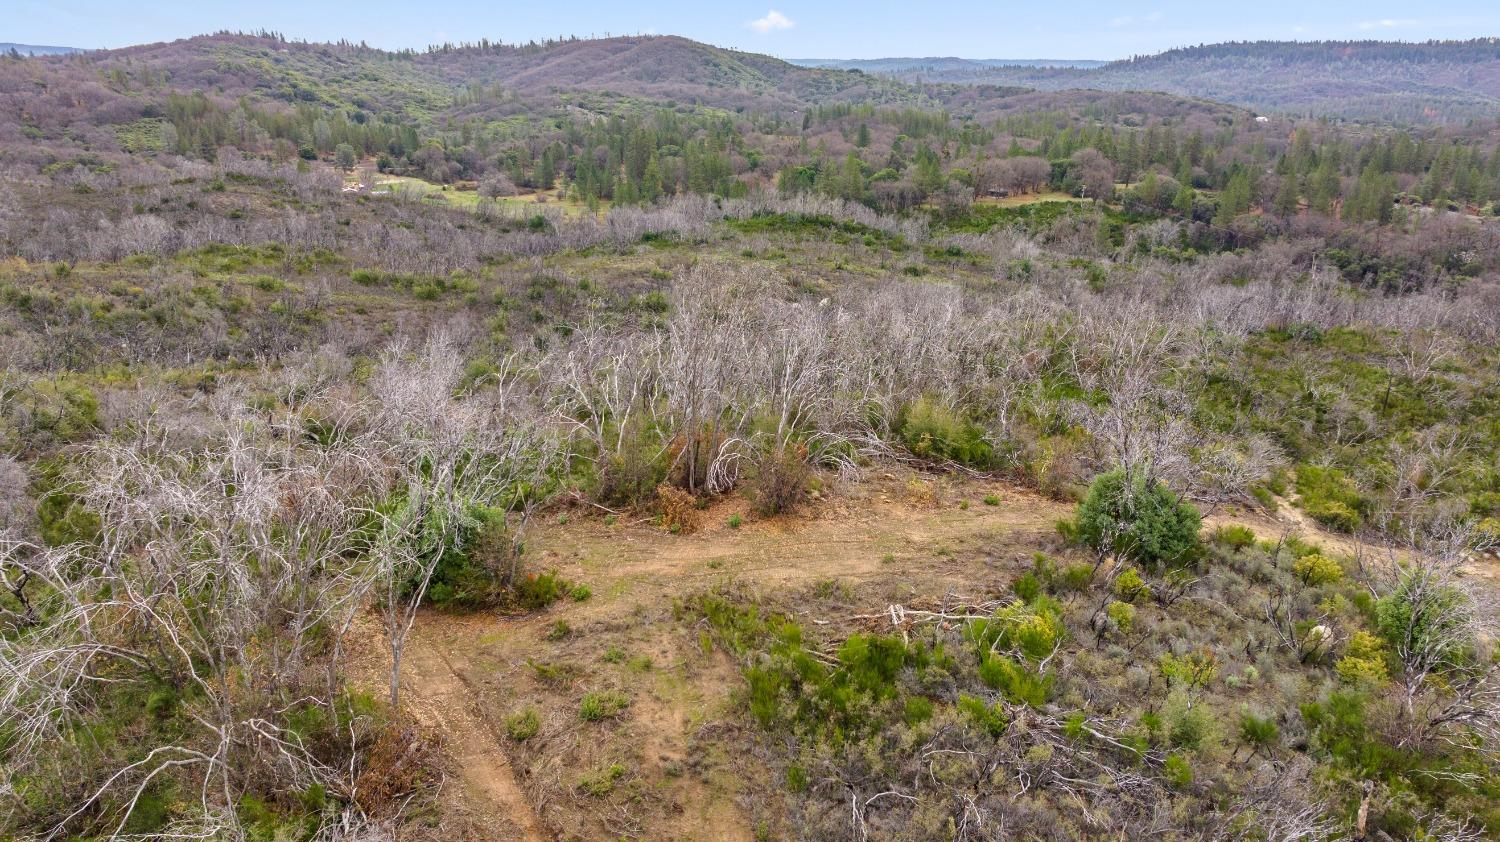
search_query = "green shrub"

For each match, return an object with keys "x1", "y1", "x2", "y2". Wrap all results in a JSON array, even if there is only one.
[
  {"x1": 17, "y1": 380, "x2": 100, "y2": 445},
  {"x1": 1212, "y1": 524, "x2": 1256, "y2": 550},
  {"x1": 1295, "y1": 465, "x2": 1366, "y2": 532},
  {"x1": 898, "y1": 398, "x2": 994, "y2": 468},
  {"x1": 1012, "y1": 571, "x2": 1042, "y2": 603},
  {"x1": 1163, "y1": 753, "x2": 1193, "y2": 788},
  {"x1": 579, "y1": 690, "x2": 631, "y2": 721},
  {"x1": 1293, "y1": 552, "x2": 1343, "y2": 586},
  {"x1": 1335, "y1": 631, "x2": 1390, "y2": 686},
  {"x1": 414, "y1": 505, "x2": 525, "y2": 610},
  {"x1": 1074, "y1": 470, "x2": 1202, "y2": 566},
  {"x1": 1164, "y1": 694, "x2": 1212, "y2": 750},
  {"x1": 1113, "y1": 567, "x2": 1149, "y2": 602},
  {"x1": 983, "y1": 494, "x2": 1001, "y2": 506},
  {"x1": 577, "y1": 763, "x2": 626, "y2": 796},
  {"x1": 1376, "y1": 569, "x2": 1468, "y2": 666},
  {"x1": 978, "y1": 654, "x2": 1053, "y2": 706},
  {"x1": 902, "y1": 696, "x2": 935, "y2": 725},
  {"x1": 969, "y1": 597, "x2": 1065, "y2": 662},
  {"x1": 785, "y1": 764, "x2": 809, "y2": 792},
  {"x1": 1106, "y1": 600, "x2": 1136, "y2": 634},
  {"x1": 513, "y1": 570, "x2": 574, "y2": 612},
  {"x1": 505, "y1": 707, "x2": 541, "y2": 741},
  {"x1": 957, "y1": 692, "x2": 1010, "y2": 736},
  {"x1": 1061, "y1": 563, "x2": 1095, "y2": 591},
  {"x1": 1159, "y1": 650, "x2": 1221, "y2": 695},
  {"x1": 1237, "y1": 711, "x2": 1279, "y2": 754},
  {"x1": 1306, "y1": 500, "x2": 1360, "y2": 533}
]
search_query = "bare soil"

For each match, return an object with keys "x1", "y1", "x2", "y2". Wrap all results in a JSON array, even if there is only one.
[{"x1": 388, "y1": 470, "x2": 1499, "y2": 839}]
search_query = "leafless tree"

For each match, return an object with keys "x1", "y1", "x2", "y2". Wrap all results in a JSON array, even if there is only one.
[
  {"x1": 1367, "y1": 517, "x2": 1499, "y2": 746},
  {"x1": 0, "y1": 390, "x2": 388, "y2": 837},
  {"x1": 363, "y1": 333, "x2": 555, "y2": 706}
]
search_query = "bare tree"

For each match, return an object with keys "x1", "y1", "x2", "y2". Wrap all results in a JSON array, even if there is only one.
[
  {"x1": 0, "y1": 390, "x2": 387, "y2": 838},
  {"x1": 363, "y1": 334, "x2": 554, "y2": 706},
  {"x1": 1368, "y1": 518, "x2": 1500, "y2": 746}
]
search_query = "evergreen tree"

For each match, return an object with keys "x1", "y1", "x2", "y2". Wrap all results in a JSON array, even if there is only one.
[{"x1": 1273, "y1": 174, "x2": 1300, "y2": 217}]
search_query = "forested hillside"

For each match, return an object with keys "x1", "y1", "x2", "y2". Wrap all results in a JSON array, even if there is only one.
[
  {"x1": 845, "y1": 39, "x2": 1500, "y2": 123},
  {"x1": 2, "y1": 29, "x2": 1500, "y2": 842}
]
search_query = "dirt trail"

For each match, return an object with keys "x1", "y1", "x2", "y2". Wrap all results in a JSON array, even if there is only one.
[{"x1": 402, "y1": 629, "x2": 547, "y2": 842}]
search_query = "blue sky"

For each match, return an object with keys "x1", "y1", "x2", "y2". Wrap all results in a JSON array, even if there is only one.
[{"x1": 9, "y1": 1, "x2": 1500, "y2": 60}]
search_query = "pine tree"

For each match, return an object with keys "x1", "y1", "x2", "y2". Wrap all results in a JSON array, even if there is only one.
[
  {"x1": 1214, "y1": 171, "x2": 1252, "y2": 226},
  {"x1": 1273, "y1": 174, "x2": 1300, "y2": 217},
  {"x1": 1173, "y1": 184, "x2": 1196, "y2": 217}
]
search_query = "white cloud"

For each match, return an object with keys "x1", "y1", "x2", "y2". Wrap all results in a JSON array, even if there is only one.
[
  {"x1": 749, "y1": 9, "x2": 795, "y2": 34},
  {"x1": 1357, "y1": 18, "x2": 1417, "y2": 30},
  {"x1": 1109, "y1": 15, "x2": 1133, "y2": 28}
]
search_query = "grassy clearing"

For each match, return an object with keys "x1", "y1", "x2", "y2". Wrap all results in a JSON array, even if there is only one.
[{"x1": 369, "y1": 175, "x2": 607, "y2": 217}]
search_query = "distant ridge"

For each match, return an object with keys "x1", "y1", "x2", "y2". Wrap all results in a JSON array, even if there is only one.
[
  {"x1": 793, "y1": 39, "x2": 1500, "y2": 122},
  {"x1": 1, "y1": 43, "x2": 83, "y2": 56},
  {"x1": 789, "y1": 57, "x2": 1106, "y2": 71}
]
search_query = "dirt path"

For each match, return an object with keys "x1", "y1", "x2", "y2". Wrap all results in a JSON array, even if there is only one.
[{"x1": 402, "y1": 630, "x2": 548, "y2": 842}]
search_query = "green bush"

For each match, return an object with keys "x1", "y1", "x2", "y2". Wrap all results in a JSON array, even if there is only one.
[
  {"x1": 968, "y1": 597, "x2": 1065, "y2": 662},
  {"x1": 1106, "y1": 600, "x2": 1137, "y2": 634},
  {"x1": 1376, "y1": 568, "x2": 1468, "y2": 667},
  {"x1": 579, "y1": 690, "x2": 631, "y2": 721},
  {"x1": 1293, "y1": 552, "x2": 1343, "y2": 586},
  {"x1": 1012, "y1": 571, "x2": 1042, "y2": 603},
  {"x1": 784, "y1": 764, "x2": 809, "y2": 792},
  {"x1": 505, "y1": 707, "x2": 541, "y2": 741},
  {"x1": 1163, "y1": 753, "x2": 1193, "y2": 788},
  {"x1": 1237, "y1": 711, "x2": 1279, "y2": 754},
  {"x1": 1306, "y1": 500, "x2": 1360, "y2": 533},
  {"x1": 1113, "y1": 567, "x2": 1149, "y2": 602},
  {"x1": 1295, "y1": 465, "x2": 1366, "y2": 532},
  {"x1": 1060, "y1": 563, "x2": 1095, "y2": 591},
  {"x1": 957, "y1": 693, "x2": 1010, "y2": 736},
  {"x1": 978, "y1": 654, "x2": 1053, "y2": 706},
  {"x1": 898, "y1": 398, "x2": 994, "y2": 468},
  {"x1": 1212, "y1": 524, "x2": 1256, "y2": 550},
  {"x1": 577, "y1": 763, "x2": 626, "y2": 796},
  {"x1": 1074, "y1": 470, "x2": 1202, "y2": 566},
  {"x1": 1164, "y1": 693, "x2": 1212, "y2": 750},
  {"x1": 415, "y1": 505, "x2": 535, "y2": 610},
  {"x1": 1335, "y1": 631, "x2": 1390, "y2": 686}
]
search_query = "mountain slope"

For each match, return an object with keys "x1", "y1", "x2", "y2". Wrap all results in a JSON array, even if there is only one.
[
  {"x1": 835, "y1": 39, "x2": 1500, "y2": 122},
  {"x1": 0, "y1": 31, "x2": 1241, "y2": 165}
]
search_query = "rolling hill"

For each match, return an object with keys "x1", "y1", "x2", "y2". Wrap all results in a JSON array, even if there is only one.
[
  {"x1": 789, "y1": 57, "x2": 1107, "y2": 71},
  {"x1": 0, "y1": 31, "x2": 1244, "y2": 166},
  {"x1": 809, "y1": 40, "x2": 1500, "y2": 123}
]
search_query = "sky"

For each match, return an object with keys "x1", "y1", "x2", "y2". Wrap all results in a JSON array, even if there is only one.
[{"x1": 8, "y1": 1, "x2": 1500, "y2": 60}]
